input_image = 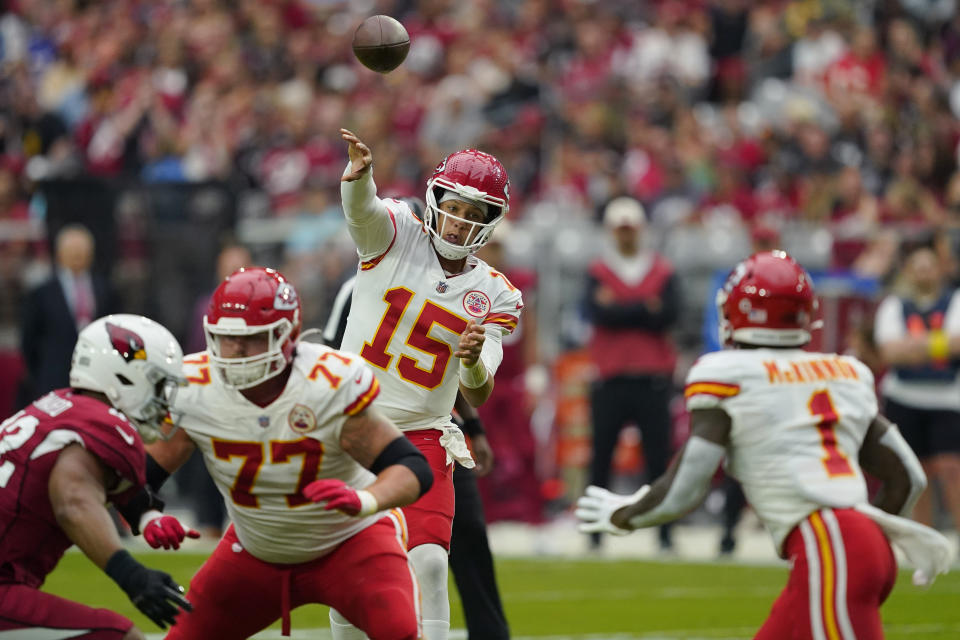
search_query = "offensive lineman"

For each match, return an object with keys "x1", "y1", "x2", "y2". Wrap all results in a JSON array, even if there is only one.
[
  {"x1": 576, "y1": 251, "x2": 953, "y2": 639},
  {"x1": 142, "y1": 267, "x2": 433, "y2": 640},
  {"x1": 335, "y1": 128, "x2": 523, "y2": 640},
  {"x1": 0, "y1": 314, "x2": 192, "y2": 638}
]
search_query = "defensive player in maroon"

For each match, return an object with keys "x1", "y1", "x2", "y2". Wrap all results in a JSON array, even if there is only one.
[{"x1": 0, "y1": 314, "x2": 193, "y2": 639}]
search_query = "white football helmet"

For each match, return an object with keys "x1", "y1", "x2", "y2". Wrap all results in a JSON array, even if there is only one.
[{"x1": 70, "y1": 314, "x2": 187, "y2": 442}]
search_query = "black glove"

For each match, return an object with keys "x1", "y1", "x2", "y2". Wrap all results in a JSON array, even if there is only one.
[{"x1": 105, "y1": 550, "x2": 192, "y2": 629}]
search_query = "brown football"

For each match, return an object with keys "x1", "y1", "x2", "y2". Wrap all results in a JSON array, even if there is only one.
[{"x1": 352, "y1": 15, "x2": 410, "y2": 74}]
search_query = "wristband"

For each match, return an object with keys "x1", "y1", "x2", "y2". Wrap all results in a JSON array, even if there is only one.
[
  {"x1": 929, "y1": 330, "x2": 949, "y2": 361},
  {"x1": 460, "y1": 417, "x2": 486, "y2": 437},
  {"x1": 356, "y1": 490, "x2": 379, "y2": 516},
  {"x1": 115, "y1": 486, "x2": 165, "y2": 535},
  {"x1": 138, "y1": 509, "x2": 164, "y2": 534},
  {"x1": 459, "y1": 359, "x2": 489, "y2": 389},
  {"x1": 104, "y1": 549, "x2": 143, "y2": 591}
]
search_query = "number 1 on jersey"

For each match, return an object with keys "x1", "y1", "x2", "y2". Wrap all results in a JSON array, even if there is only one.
[
  {"x1": 361, "y1": 286, "x2": 469, "y2": 389},
  {"x1": 808, "y1": 390, "x2": 854, "y2": 477}
]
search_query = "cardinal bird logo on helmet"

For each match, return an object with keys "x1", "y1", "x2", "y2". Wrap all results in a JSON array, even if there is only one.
[{"x1": 106, "y1": 322, "x2": 147, "y2": 362}]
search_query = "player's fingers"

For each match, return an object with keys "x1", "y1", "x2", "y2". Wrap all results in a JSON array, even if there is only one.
[
  {"x1": 323, "y1": 496, "x2": 357, "y2": 514},
  {"x1": 585, "y1": 485, "x2": 612, "y2": 498},
  {"x1": 162, "y1": 584, "x2": 193, "y2": 612},
  {"x1": 574, "y1": 506, "x2": 599, "y2": 520},
  {"x1": 577, "y1": 521, "x2": 601, "y2": 534},
  {"x1": 306, "y1": 487, "x2": 339, "y2": 502},
  {"x1": 185, "y1": 528, "x2": 201, "y2": 539}
]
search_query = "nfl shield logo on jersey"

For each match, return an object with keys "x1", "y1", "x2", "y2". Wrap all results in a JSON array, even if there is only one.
[
  {"x1": 258, "y1": 415, "x2": 270, "y2": 428},
  {"x1": 462, "y1": 290, "x2": 491, "y2": 317},
  {"x1": 288, "y1": 404, "x2": 317, "y2": 434},
  {"x1": 437, "y1": 280, "x2": 448, "y2": 294}
]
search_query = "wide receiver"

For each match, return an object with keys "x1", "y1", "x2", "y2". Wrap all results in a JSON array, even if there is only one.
[
  {"x1": 336, "y1": 128, "x2": 523, "y2": 640},
  {"x1": 577, "y1": 251, "x2": 953, "y2": 639},
  {"x1": 141, "y1": 267, "x2": 433, "y2": 640},
  {"x1": 0, "y1": 314, "x2": 192, "y2": 639}
]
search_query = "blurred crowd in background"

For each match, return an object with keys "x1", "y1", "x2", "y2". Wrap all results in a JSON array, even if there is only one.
[{"x1": 3, "y1": 0, "x2": 960, "y2": 530}]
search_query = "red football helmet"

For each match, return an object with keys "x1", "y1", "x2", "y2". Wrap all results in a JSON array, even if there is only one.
[
  {"x1": 717, "y1": 251, "x2": 818, "y2": 348},
  {"x1": 204, "y1": 267, "x2": 302, "y2": 389},
  {"x1": 424, "y1": 149, "x2": 510, "y2": 260}
]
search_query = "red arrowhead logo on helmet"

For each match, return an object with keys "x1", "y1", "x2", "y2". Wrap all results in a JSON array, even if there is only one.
[{"x1": 106, "y1": 322, "x2": 147, "y2": 362}]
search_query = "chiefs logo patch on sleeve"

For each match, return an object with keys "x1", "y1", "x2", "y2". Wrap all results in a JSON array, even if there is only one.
[{"x1": 463, "y1": 291, "x2": 491, "y2": 317}]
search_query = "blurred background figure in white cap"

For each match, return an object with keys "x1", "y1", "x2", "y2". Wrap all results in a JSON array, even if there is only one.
[{"x1": 582, "y1": 195, "x2": 682, "y2": 553}]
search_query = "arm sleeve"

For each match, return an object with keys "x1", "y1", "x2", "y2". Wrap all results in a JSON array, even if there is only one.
[
  {"x1": 626, "y1": 436, "x2": 726, "y2": 528},
  {"x1": 478, "y1": 325, "x2": 504, "y2": 378},
  {"x1": 340, "y1": 166, "x2": 396, "y2": 260},
  {"x1": 878, "y1": 425, "x2": 927, "y2": 516},
  {"x1": 944, "y1": 290, "x2": 960, "y2": 334}
]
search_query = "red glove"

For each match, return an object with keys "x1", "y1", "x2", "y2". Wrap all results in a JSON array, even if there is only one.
[
  {"x1": 141, "y1": 512, "x2": 201, "y2": 550},
  {"x1": 303, "y1": 479, "x2": 378, "y2": 516}
]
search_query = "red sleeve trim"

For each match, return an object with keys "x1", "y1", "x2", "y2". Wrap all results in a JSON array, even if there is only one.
[
  {"x1": 344, "y1": 377, "x2": 380, "y2": 416},
  {"x1": 684, "y1": 381, "x2": 740, "y2": 399},
  {"x1": 483, "y1": 313, "x2": 518, "y2": 333}
]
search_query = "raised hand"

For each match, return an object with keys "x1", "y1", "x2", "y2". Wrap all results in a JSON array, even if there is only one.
[
  {"x1": 303, "y1": 478, "x2": 378, "y2": 516},
  {"x1": 142, "y1": 513, "x2": 201, "y2": 550},
  {"x1": 575, "y1": 485, "x2": 650, "y2": 536},
  {"x1": 454, "y1": 320, "x2": 485, "y2": 366},
  {"x1": 340, "y1": 128, "x2": 373, "y2": 182}
]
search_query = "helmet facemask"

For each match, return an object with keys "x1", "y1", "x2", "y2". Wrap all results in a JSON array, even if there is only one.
[
  {"x1": 204, "y1": 316, "x2": 296, "y2": 390},
  {"x1": 122, "y1": 364, "x2": 187, "y2": 443},
  {"x1": 424, "y1": 178, "x2": 506, "y2": 260}
]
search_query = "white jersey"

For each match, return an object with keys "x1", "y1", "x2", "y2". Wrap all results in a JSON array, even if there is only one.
[
  {"x1": 340, "y1": 194, "x2": 523, "y2": 431},
  {"x1": 174, "y1": 342, "x2": 382, "y2": 564},
  {"x1": 685, "y1": 348, "x2": 878, "y2": 553}
]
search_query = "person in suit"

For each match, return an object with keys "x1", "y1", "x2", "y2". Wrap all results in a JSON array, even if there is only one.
[{"x1": 19, "y1": 223, "x2": 118, "y2": 405}]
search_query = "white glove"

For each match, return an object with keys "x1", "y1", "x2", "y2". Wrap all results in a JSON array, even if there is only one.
[{"x1": 575, "y1": 485, "x2": 650, "y2": 536}]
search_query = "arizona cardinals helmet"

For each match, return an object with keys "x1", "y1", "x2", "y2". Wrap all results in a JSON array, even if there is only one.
[
  {"x1": 717, "y1": 250, "x2": 817, "y2": 348},
  {"x1": 70, "y1": 314, "x2": 186, "y2": 442},
  {"x1": 424, "y1": 149, "x2": 509, "y2": 260},
  {"x1": 204, "y1": 267, "x2": 302, "y2": 389}
]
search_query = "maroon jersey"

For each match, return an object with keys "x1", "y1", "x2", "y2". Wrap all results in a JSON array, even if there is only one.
[{"x1": 0, "y1": 390, "x2": 145, "y2": 588}]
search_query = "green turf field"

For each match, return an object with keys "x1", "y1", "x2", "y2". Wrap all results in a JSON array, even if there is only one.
[{"x1": 42, "y1": 551, "x2": 959, "y2": 638}]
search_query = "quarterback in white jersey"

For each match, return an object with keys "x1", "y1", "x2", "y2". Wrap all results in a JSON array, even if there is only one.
[
  {"x1": 577, "y1": 251, "x2": 953, "y2": 640},
  {"x1": 139, "y1": 267, "x2": 433, "y2": 640},
  {"x1": 337, "y1": 128, "x2": 521, "y2": 640}
]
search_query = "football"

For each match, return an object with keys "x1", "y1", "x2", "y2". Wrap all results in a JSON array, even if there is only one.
[{"x1": 352, "y1": 15, "x2": 410, "y2": 74}]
